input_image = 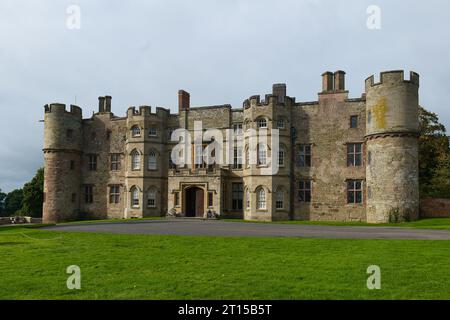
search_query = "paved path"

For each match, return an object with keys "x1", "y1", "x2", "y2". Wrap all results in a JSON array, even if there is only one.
[{"x1": 42, "y1": 219, "x2": 450, "y2": 240}]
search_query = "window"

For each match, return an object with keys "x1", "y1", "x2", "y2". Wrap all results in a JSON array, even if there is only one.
[
  {"x1": 167, "y1": 128, "x2": 175, "y2": 141},
  {"x1": 277, "y1": 120, "x2": 285, "y2": 129},
  {"x1": 66, "y1": 129, "x2": 73, "y2": 139},
  {"x1": 169, "y1": 157, "x2": 176, "y2": 169},
  {"x1": 109, "y1": 185, "x2": 120, "y2": 204},
  {"x1": 71, "y1": 193, "x2": 76, "y2": 203},
  {"x1": 368, "y1": 151, "x2": 372, "y2": 165},
  {"x1": 131, "y1": 125, "x2": 141, "y2": 137},
  {"x1": 195, "y1": 145, "x2": 204, "y2": 168},
  {"x1": 84, "y1": 185, "x2": 93, "y2": 204},
  {"x1": 233, "y1": 147, "x2": 243, "y2": 169},
  {"x1": 131, "y1": 187, "x2": 140, "y2": 207},
  {"x1": 298, "y1": 144, "x2": 311, "y2": 167},
  {"x1": 257, "y1": 118, "x2": 267, "y2": 128},
  {"x1": 367, "y1": 111, "x2": 372, "y2": 124},
  {"x1": 131, "y1": 150, "x2": 141, "y2": 170},
  {"x1": 208, "y1": 192, "x2": 214, "y2": 208},
  {"x1": 111, "y1": 154, "x2": 121, "y2": 171},
  {"x1": 278, "y1": 148, "x2": 286, "y2": 167},
  {"x1": 258, "y1": 144, "x2": 267, "y2": 166},
  {"x1": 147, "y1": 189, "x2": 156, "y2": 208},
  {"x1": 70, "y1": 160, "x2": 75, "y2": 170},
  {"x1": 246, "y1": 189, "x2": 250, "y2": 209},
  {"x1": 298, "y1": 180, "x2": 312, "y2": 202},
  {"x1": 148, "y1": 151, "x2": 157, "y2": 170},
  {"x1": 232, "y1": 183, "x2": 243, "y2": 210},
  {"x1": 350, "y1": 115, "x2": 359, "y2": 128},
  {"x1": 245, "y1": 147, "x2": 250, "y2": 168},
  {"x1": 174, "y1": 192, "x2": 180, "y2": 206},
  {"x1": 148, "y1": 127, "x2": 157, "y2": 137},
  {"x1": 347, "y1": 143, "x2": 363, "y2": 167},
  {"x1": 257, "y1": 188, "x2": 266, "y2": 209},
  {"x1": 88, "y1": 155, "x2": 97, "y2": 171},
  {"x1": 347, "y1": 180, "x2": 363, "y2": 204},
  {"x1": 276, "y1": 189, "x2": 284, "y2": 209},
  {"x1": 233, "y1": 123, "x2": 243, "y2": 134},
  {"x1": 367, "y1": 186, "x2": 372, "y2": 199}
]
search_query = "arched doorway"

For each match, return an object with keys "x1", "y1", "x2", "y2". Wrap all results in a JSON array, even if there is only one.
[{"x1": 185, "y1": 187, "x2": 204, "y2": 217}]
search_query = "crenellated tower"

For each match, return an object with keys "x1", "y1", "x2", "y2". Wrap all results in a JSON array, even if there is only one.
[
  {"x1": 365, "y1": 70, "x2": 420, "y2": 223},
  {"x1": 43, "y1": 103, "x2": 83, "y2": 223}
]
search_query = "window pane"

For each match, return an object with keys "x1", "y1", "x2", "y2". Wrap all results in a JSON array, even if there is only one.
[
  {"x1": 348, "y1": 191, "x2": 354, "y2": 203},
  {"x1": 356, "y1": 191, "x2": 362, "y2": 203},
  {"x1": 305, "y1": 191, "x2": 311, "y2": 203}
]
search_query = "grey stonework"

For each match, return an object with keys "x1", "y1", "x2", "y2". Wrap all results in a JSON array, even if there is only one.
[{"x1": 42, "y1": 70, "x2": 420, "y2": 224}]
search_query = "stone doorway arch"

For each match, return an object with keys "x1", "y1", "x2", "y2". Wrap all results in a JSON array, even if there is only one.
[{"x1": 184, "y1": 187, "x2": 205, "y2": 217}]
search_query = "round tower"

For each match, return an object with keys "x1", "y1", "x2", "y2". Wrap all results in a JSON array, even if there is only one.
[
  {"x1": 43, "y1": 103, "x2": 83, "y2": 223},
  {"x1": 365, "y1": 71, "x2": 420, "y2": 223}
]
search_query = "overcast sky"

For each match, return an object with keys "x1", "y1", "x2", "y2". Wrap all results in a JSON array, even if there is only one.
[{"x1": 0, "y1": 0, "x2": 449, "y2": 192}]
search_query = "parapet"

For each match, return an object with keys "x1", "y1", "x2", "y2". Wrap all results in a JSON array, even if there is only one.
[
  {"x1": 126, "y1": 105, "x2": 171, "y2": 118},
  {"x1": 44, "y1": 103, "x2": 82, "y2": 118},
  {"x1": 365, "y1": 70, "x2": 419, "y2": 91},
  {"x1": 243, "y1": 94, "x2": 290, "y2": 109}
]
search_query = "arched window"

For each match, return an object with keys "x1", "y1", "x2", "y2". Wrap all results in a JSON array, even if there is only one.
[
  {"x1": 278, "y1": 147, "x2": 286, "y2": 167},
  {"x1": 258, "y1": 144, "x2": 267, "y2": 166},
  {"x1": 246, "y1": 188, "x2": 250, "y2": 209},
  {"x1": 131, "y1": 150, "x2": 141, "y2": 170},
  {"x1": 148, "y1": 151, "x2": 157, "y2": 170},
  {"x1": 276, "y1": 188, "x2": 284, "y2": 209},
  {"x1": 131, "y1": 125, "x2": 141, "y2": 137},
  {"x1": 257, "y1": 188, "x2": 266, "y2": 210},
  {"x1": 147, "y1": 189, "x2": 156, "y2": 208},
  {"x1": 131, "y1": 187, "x2": 139, "y2": 207},
  {"x1": 257, "y1": 118, "x2": 267, "y2": 128}
]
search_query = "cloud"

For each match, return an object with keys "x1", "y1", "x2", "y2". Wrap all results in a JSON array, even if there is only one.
[{"x1": 0, "y1": 0, "x2": 449, "y2": 192}]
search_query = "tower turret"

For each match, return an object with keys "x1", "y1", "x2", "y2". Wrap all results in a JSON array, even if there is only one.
[
  {"x1": 43, "y1": 103, "x2": 83, "y2": 223},
  {"x1": 365, "y1": 70, "x2": 420, "y2": 223}
]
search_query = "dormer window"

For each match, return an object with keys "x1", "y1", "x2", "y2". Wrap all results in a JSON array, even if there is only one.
[{"x1": 131, "y1": 126, "x2": 141, "y2": 137}]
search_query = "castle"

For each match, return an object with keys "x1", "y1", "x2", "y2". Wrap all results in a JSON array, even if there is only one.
[{"x1": 42, "y1": 70, "x2": 420, "y2": 224}]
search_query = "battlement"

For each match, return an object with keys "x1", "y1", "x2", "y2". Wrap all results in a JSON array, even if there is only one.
[
  {"x1": 365, "y1": 70, "x2": 419, "y2": 91},
  {"x1": 126, "y1": 106, "x2": 171, "y2": 118},
  {"x1": 243, "y1": 94, "x2": 294, "y2": 109},
  {"x1": 44, "y1": 103, "x2": 82, "y2": 117}
]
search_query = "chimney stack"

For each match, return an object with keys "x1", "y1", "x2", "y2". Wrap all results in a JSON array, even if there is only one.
[
  {"x1": 322, "y1": 72, "x2": 334, "y2": 92},
  {"x1": 334, "y1": 71, "x2": 346, "y2": 91},
  {"x1": 98, "y1": 96, "x2": 105, "y2": 113},
  {"x1": 272, "y1": 83, "x2": 287, "y2": 103},
  {"x1": 178, "y1": 90, "x2": 190, "y2": 112},
  {"x1": 105, "y1": 96, "x2": 112, "y2": 112}
]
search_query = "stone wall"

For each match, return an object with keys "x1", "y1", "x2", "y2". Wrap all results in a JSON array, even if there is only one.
[{"x1": 420, "y1": 198, "x2": 450, "y2": 218}]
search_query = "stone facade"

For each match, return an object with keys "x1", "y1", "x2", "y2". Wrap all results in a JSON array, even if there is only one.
[{"x1": 42, "y1": 70, "x2": 421, "y2": 224}]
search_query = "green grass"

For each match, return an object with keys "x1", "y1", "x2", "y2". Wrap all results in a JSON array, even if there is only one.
[
  {"x1": 1, "y1": 227, "x2": 450, "y2": 300},
  {"x1": 220, "y1": 218, "x2": 450, "y2": 230}
]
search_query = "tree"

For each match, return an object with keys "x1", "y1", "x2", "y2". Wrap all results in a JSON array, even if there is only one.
[
  {"x1": 419, "y1": 106, "x2": 450, "y2": 198},
  {"x1": 0, "y1": 189, "x2": 6, "y2": 216},
  {"x1": 4, "y1": 189, "x2": 24, "y2": 216},
  {"x1": 21, "y1": 168, "x2": 44, "y2": 218}
]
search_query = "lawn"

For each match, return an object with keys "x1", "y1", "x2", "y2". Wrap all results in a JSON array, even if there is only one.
[
  {"x1": 1, "y1": 226, "x2": 450, "y2": 300},
  {"x1": 221, "y1": 218, "x2": 450, "y2": 230}
]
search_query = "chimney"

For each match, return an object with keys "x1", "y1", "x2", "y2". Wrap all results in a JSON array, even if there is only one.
[
  {"x1": 98, "y1": 96, "x2": 105, "y2": 113},
  {"x1": 322, "y1": 72, "x2": 334, "y2": 92},
  {"x1": 178, "y1": 90, "x2": 190, "y2": 112},
  {"x1": 334, "y1": 71, "x2": 346, "y2": 91},
  {"x1": 272, "y1": 83, "x2": 286, "y2": 103},
  {"x1": 104, "y1": 96, "x2": 112, "y2": 112}
]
